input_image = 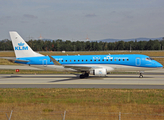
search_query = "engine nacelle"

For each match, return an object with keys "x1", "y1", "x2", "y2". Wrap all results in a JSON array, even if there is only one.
[{"x1": 90, "y1": 68, "x2": 107, "y2": 76}]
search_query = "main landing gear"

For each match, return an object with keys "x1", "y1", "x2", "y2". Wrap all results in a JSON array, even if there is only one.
[{"x1": 80, "y1": 72, "x2": 89, "y2": 78}]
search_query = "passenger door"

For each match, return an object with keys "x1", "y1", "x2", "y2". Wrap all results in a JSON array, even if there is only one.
[
  {"x1": 42, "y1": 59, "x2": 47, "y2": 67},
  {"x1": 136, "y1": 57, "x2": 141, "y2": 66}
]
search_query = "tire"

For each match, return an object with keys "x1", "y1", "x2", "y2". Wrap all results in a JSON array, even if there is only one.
[{"x1": 80, "y1": 74, "x2": 85, "y2": 78}]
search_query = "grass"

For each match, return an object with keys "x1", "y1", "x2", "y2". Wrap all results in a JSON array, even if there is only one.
[
  {"x1": 0, "y1": 88, "x2": 163, "y2": 119},
  {"x1": 1, "y1": 50, "x2": 164, "y2": 57},
  {"x1": 0, "y1": 51, "x2": 15, "y2": 57},
  {"x1": 0, "y1": 59, "x2": 19, "y2": 65}
]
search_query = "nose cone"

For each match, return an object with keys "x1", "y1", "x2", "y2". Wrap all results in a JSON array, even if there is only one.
[{"x1": 156, "y1": 62, "x2": 163, "y2": 68}]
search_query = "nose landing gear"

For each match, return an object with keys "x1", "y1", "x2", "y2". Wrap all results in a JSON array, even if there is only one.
[
  {"x1": 139, "y1": 71, "x2": 144, "y2": 78},
  {"x1": 139, "y1": 73, "x2": 143, "y2": 78}
]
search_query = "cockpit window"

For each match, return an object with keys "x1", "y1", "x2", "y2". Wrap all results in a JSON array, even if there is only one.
[
  {"x1": 146, "y1": 58, "x2": 150, "y2": 60},
  {"x1": 146, "y1": 57, "x2": 153, "y2": 60}
]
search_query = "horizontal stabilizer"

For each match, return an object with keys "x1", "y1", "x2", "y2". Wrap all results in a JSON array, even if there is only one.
[
  {"x1": 11, "y1": 59, "x2": 29, "y2": 63},
  {"x1": 1, "y1": 57, "x2": 29, "y2": 63}
]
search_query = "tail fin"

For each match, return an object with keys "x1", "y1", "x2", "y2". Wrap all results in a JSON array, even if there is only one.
[{"x1": 9, "y1": 31, "x2": 44, "y2": 58}]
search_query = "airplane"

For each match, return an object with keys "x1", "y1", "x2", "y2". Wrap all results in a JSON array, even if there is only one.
[{"x1": 5, "y1": 31, "x2": 163, "y2": 78}]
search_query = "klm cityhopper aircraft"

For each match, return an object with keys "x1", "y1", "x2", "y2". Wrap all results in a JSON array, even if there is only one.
[{"x1": 9, "y1": 31, "x2": 163, "y2": 78}]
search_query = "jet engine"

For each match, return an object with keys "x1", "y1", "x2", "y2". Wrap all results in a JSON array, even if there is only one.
[{"x1": 90, "y1": 68, "x2": 107, "y2": 76}]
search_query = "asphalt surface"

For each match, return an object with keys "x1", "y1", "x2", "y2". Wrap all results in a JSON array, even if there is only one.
[{"x1": 0, "y1": 73, "x2": 164, "y2": 89}]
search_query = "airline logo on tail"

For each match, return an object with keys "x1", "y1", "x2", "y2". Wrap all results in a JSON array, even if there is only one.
[{"x1": 15, "y1": 42, "x2": 28, "y2": 50}]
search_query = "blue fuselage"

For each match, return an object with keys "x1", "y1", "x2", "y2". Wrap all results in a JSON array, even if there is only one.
[{"x1": 15, "y1": 54, "x2": 163, "y2": 68}]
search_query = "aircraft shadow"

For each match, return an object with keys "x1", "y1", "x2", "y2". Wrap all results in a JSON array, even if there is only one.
[{"x1": 49, "y1": 77, "x2": 81, "y2": 83}]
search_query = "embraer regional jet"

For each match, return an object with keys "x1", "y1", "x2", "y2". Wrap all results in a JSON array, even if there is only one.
[{"x1": 7, "y1": 31, "x2": 163, "y2": 78}]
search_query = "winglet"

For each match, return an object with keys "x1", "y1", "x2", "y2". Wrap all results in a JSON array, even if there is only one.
[{"x1": 48, "y1": 55, "x2": 61, "y2": 65}]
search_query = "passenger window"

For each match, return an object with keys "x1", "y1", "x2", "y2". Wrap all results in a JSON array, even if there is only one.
[
  {"x1": 102, "y1": 59, "x2": 104, "y2": 61},
  {"x1": 86, "y1": 60, "x2": 87, "y2": 62},
  {"x1": 110, "y1": 59, "x2": 112, "y2": 61},
  {"x1": 65, "y1": 60, "x2": 67, "y2": 62},
  {"x1": 62, "y1": 60, "x2": 63, "y2": 62},
  {"x1": 78, "y1": 60, "x2": 80, "y2": 62},
  {"x1": 123, "y1": 59, "x2": 124, "y2": 61},
  {"x1": 82, "y1": 60, "x2": 84, "y2": 62},
  {"x1": 58, "y1": 60, "x2": 59, "y2": 62},
  {"x1": 115, "y1": 59, "x2": 116, "y2": 61},
  {"x1": 90, "y1": 60, "x2": 92, "y2": 61},
  {"x1": 94, "y1": 59, "x2": 96, "y2": 61},
  {"x1": 98, "y1": 59, "x2": 100, "y2": 61},
  {"x1": 106, "y1": 59, "x2": 108, "y2": 61},
  {"x1": 119, "y1": 59, "x2": 120, "y2": 61},
  {"x1": 127, "y1": 59, "x2": 129, "y2": 61},
  {"x1": 74, "y1": 60, "x2": 76, "y2": 62},
  {"x1": 70, "y1": 60, "x2": 71, "y2": 62}
]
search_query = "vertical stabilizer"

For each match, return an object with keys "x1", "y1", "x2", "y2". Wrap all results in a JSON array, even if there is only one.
[{"x1": 9, "y1": 31, "x2": 44, "y2": 58}]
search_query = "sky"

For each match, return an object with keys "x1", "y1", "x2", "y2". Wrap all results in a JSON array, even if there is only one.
[{"x1": 0, "y1": 0, "x2": 164, "y2": 41}]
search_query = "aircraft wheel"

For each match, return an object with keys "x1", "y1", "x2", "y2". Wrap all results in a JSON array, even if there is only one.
[
  {"x1": 80, "y1": 74, "x2": 85, "y2": 79},
  {"x1": 139, "y1": 73, "x2": 143, "y2": 78},
  {"x1": 84, "y1": 73, "x2": 89, "y2": 77}
]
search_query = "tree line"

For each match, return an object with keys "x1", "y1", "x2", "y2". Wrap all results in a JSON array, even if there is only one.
[{"x1": 0, "y1": 39, "x2": 164, "y2": 51}]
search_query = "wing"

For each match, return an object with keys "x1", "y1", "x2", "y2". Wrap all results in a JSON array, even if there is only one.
[
  {"x1": 48, "y1": 55, "x2": 61, "y2": 65},
  {"x1": 64, "y1": 65, "x2": 99, "y2": 71}
]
